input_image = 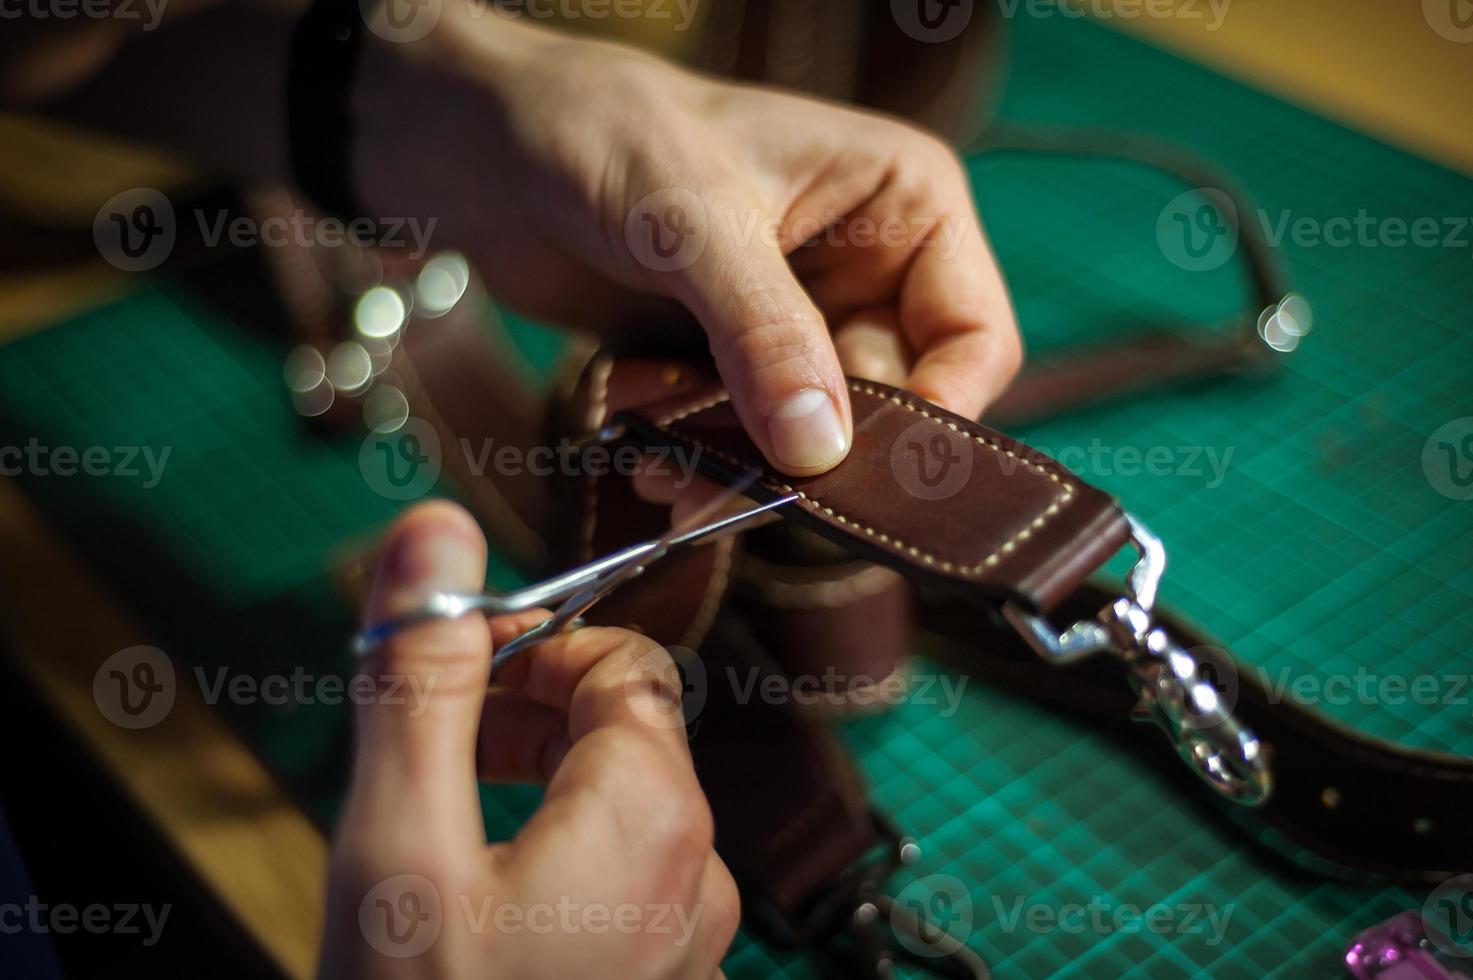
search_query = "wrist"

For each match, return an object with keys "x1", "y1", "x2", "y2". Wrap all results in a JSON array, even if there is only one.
[
  {"x1": 348, "y1": 7, "x2": 556, "y2": 230},
  {"x1": 355, "y1": 5, "x2": 557, "y2": 116}
]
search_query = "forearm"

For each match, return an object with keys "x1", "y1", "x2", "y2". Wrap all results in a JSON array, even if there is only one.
[{"x1": 15, "y1": 0, "x2": 561, "y2": 211}]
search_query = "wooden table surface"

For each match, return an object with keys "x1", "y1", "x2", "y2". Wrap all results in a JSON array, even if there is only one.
[
  {"x1": 0, "y1": 4, "x2": 1469, "y2": 976},
  {"x1": 0, "y1": 479, "x2": 329, "y2": 977},
  {"x1": 1108, "y1": 0, "x2": 1473, "y2": 178}
]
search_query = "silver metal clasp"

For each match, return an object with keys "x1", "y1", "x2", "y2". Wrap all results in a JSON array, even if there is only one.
[{"x1": 1002, "y1": 514, "x2": 1272, "y2": 807}]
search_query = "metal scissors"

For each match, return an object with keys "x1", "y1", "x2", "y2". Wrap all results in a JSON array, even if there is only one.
[{"x1": 351, "y1": 473, "x2": 796, "y2": 675}]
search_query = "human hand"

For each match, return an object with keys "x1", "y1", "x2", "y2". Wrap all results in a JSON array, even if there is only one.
[
  {"x1": 321, "y1": 501, "x2": 738, "y2": 979},
  {"x1": 354, "y1": 8, "x2": 1021, "y2": 477}
]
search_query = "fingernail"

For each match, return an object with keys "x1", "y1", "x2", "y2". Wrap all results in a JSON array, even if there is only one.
[
  {"x1": 374, "y1": 514, "x2": 482, "y2": 618},
  {"x1": 765, "y1": 388, "x2": 849, "y2": 472}
]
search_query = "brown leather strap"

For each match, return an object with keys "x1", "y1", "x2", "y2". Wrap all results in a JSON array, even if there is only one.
[
  {"x1": 691, "y1": 616, "x2": 886, "y2": 938},
  {"x1": 987, "y1": 328, "x2": 1276, "y2": 428},
  {"x1": 920, "y1": 584, "x2": 1473, "y2": 884},
  {"x1": 731, "y1": 548, "x2": 912, "y2": 712},
  {"x1": 566, "y1": 355, "x2": 739, "y2": 650},
  {"x1": 618, "y1": 374, "x2": 1131, "y2": 612}
]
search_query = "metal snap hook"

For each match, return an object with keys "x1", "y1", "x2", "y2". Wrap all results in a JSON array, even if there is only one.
[{"x1": 1001, "y1": 514, "x2": 1272, "y2": 807}]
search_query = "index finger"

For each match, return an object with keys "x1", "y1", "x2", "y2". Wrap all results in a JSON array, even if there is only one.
[
  {"x1": 493, "y1": 625, "x2": 694, "y2": 757},
  {"x1": 488, "y1": 626, "x2": 712, "y2": 886}
]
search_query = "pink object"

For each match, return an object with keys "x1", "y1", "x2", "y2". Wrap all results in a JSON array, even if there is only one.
[{"x1": 1346, "y1": 911, "x2": 1471, "y2": 979}]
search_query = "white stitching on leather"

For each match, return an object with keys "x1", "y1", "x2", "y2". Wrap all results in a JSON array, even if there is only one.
[
  {"x1": 679, "y1": 535, "x2": 734, "y2": 649},
  {"x1": 658, "y1": 391, "x2": 730, "y2": 427},
  {"x1": 651, "y1": 381, "x2": 1076, "y2": 577}
]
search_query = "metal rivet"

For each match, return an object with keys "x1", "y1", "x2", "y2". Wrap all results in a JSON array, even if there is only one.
[{"x1": 1320, "y1": 787, "x2": 1342, "y2": 809}]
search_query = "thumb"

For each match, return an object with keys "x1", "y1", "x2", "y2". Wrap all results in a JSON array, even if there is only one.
[
  {"x1": 349, "y1": 501, "x2": 490, "y2": 839},
  {"x1": 669, "y1": 198, "x2": 852, "y2": 476}
]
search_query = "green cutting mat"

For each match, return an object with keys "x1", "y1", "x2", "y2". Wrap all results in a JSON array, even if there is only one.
[{"x1": 2, "y1": 13, "x2": 1471, "y2": 978}]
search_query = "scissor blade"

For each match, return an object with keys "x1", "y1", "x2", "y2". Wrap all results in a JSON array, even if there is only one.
[
  {"x1": 491, "y1": 473, "x2": 796, "y2": 667},
  {"x1": 586, "y1": 470, "x2": 768, "y2": 593},
  {"x1": 653, "y1": 469, "x2": 762, "y2": 548},
  {"x1": 498, "y1": 472, "x2": 784, "y2": 614},
  {"x1": 666, "y1": 491, "x2": 799, "y2": 550},
  {"x1": 361, "y1": 476, "x2": 797, "y2": 664}
]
